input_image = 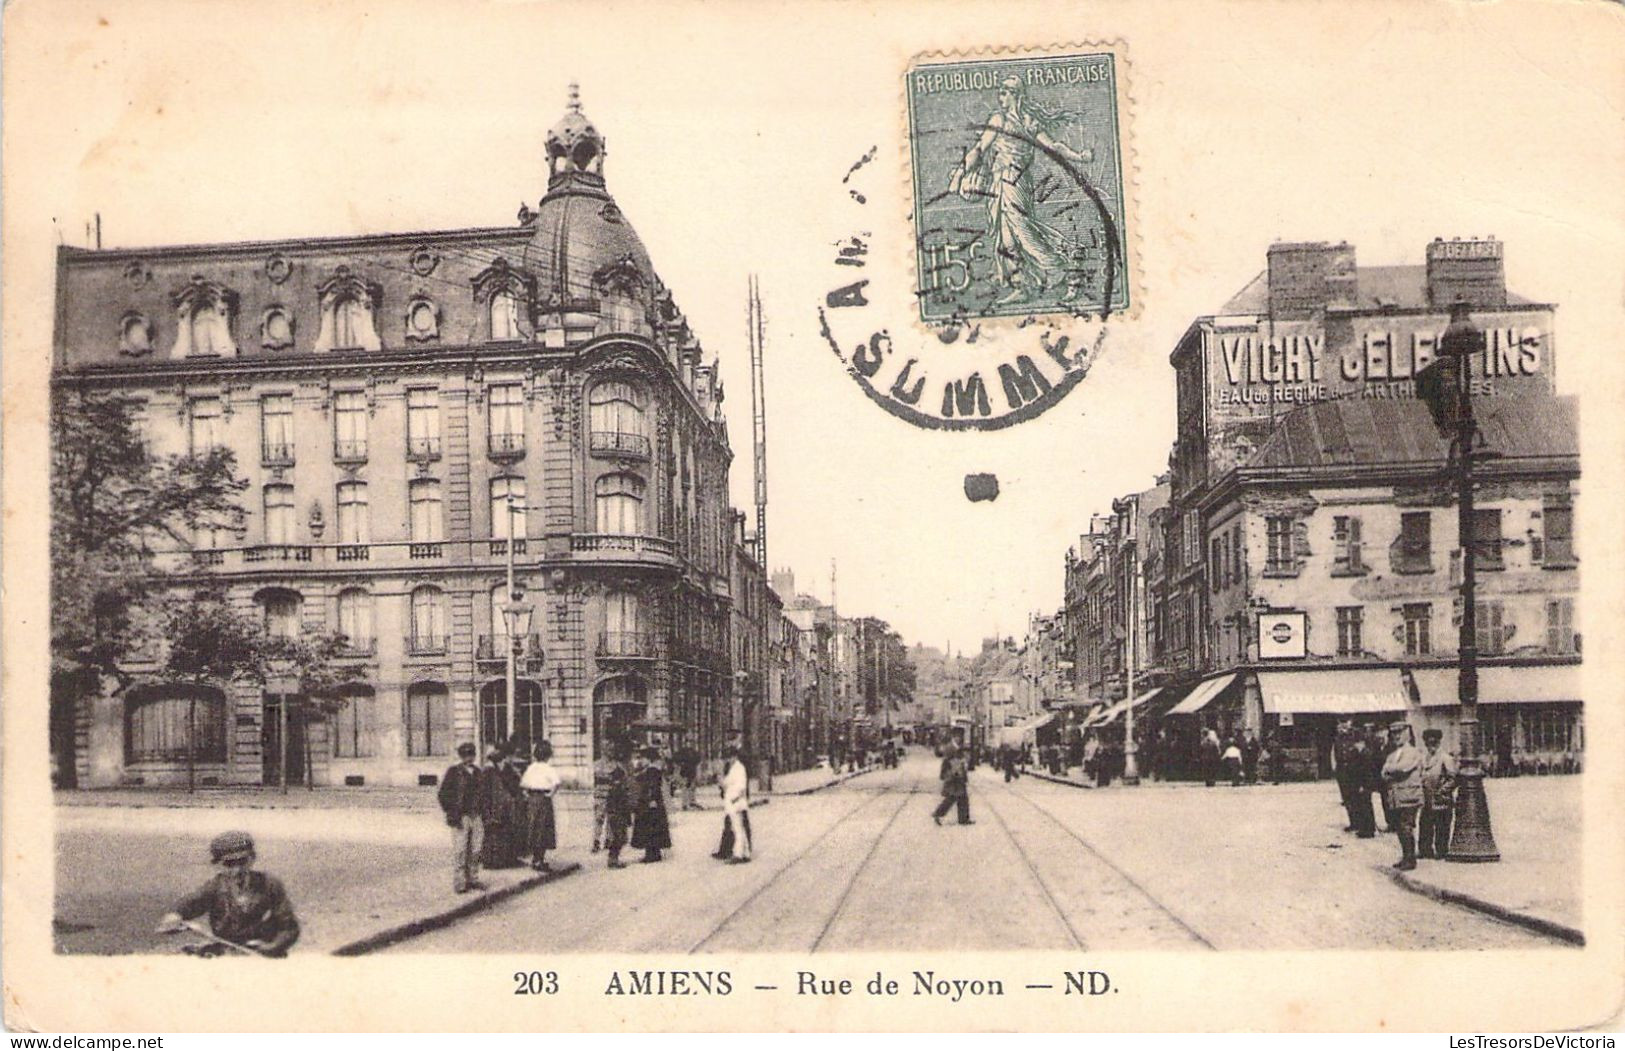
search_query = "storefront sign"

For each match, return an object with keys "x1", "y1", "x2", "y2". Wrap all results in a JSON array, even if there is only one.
[{"x1": 1258, "y1": 612, "x2": 1307, "y2": 660}]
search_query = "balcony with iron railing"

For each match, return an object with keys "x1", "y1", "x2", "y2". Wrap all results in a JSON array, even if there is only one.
[
  {"x1": 597, "y1": 631, "x2": 660, "y2": 659},
  {"x1": 406, "y1": 436, "x2": 442, "y2": 461},
  {"x1": 489, "y1": 432, "x2": 526, "y2": 459},
  {"x1": 405, "y1": 634, "x2": 447, "y2": 657},
  {"x1": 333, "y1": 439, "x2": 368, "y2": 463},
  {"x1": 589, "y1": 430, "x2": 651, "y2": 460},
  {"x1": 261, "y1": 441, "x2": 295, "y2": 467},
  {"x1": 476, "y1": 634, "x2": 543, "y2": 662},
  {"x1": 337, "y1": 637, "x2": 377, "y2": 657}
]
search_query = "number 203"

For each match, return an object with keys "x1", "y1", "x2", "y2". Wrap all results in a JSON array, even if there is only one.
[{"x1": 514, "y1": 971, "x2": 560, "y2": 995}]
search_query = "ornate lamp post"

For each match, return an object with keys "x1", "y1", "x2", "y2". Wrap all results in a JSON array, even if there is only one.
[
  {"x1": 501, "y1": 495, "x2": 534, "y2": 745},
  {"x1": 1419, "y1": 298, "x2": 1500, "y2": 862}
]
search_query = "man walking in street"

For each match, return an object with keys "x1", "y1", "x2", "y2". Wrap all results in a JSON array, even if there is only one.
[
  {"x1": 676, "y1": 742, "x2": 702, "y2": 811},
  {"x1": 714, "y1": 745, "x2": 753, "y2": 863},
  {"x1": 932, "y1": 741, "x2": 973, "y2": 826},
  {"x1": 437, "y1": 742, "x2": 489, "y2": 894},
  {"x1": 1418, "y1": 728, "x2": 1458, "y2": 860},
  {"x1": 1199, "y1": 726, "x2": 1221, "y2": 788},
  {"x1": 1381, "y1": 721, "x2": 1425, "y2": 871}
]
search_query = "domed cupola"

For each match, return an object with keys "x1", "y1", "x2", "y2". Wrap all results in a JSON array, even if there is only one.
[{"x1": 523, "y1": 84, "x2": 657, "y2": 344}]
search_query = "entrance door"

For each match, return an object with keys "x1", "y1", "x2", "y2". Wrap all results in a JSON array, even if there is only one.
[{"x1": 260, "y1": 699, "x2": 307, "y2": 786}]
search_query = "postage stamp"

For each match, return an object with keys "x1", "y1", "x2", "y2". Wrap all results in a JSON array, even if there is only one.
[{"x1": 905, "y1": 49, "x2": 1131, "y2": 325}]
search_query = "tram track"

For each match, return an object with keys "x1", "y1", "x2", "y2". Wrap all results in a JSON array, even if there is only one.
[
  {"x1": 980, "y1": 790, "x2": 1089, "y2": 951},
  {"x1": 807, "y1": 782, "x2": 921, "y2": 952}
]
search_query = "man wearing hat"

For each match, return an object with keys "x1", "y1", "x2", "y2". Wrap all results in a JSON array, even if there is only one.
[
  {"x1": 931, "y1": 741, "x2": 973, "y2": 826},
  {"x1": 438, "y1": 742, "x2": 490, "y2": 893},
  {"x1": 1380, "y1": 721, "x2": 1425, "y2": 871},
  {"x1": 156, "y1": 831, "x2": 300, "y2": 956},
  {"x1": 1418, "y1": 728, "x2": 1459, "y2": 860}
]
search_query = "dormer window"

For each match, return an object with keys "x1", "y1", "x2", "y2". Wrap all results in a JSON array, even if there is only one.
[
  {"x1": 491, "y1": 291, "x2": 521, "y2": 341},
  {"x1": 472, "y1": 258, "x2": 533, "y2": 342},
  {"x1": 314, "y1": 267, "x2": 382, "y2": 352},
  {"x1": 169, "y1": 277, "x2": 239, "y2": 358}
]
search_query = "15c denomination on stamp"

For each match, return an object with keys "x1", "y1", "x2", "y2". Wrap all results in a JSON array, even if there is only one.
[{"x1": 906, "y1": 48, "x2": 1131, "y2": 325}]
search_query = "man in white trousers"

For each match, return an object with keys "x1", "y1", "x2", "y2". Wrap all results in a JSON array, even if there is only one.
[{"x1": 713, "y1": 744, "x2": 753, "y2": 864}]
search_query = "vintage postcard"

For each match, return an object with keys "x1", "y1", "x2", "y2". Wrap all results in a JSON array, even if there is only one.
[{"x1": 3, "y1": 0, "x2": 1623, "y2": 1035}]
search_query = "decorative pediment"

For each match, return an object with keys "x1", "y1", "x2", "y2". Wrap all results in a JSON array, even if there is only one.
[
  {"x1": 313, "y1": 266, "x2": 383, "y2": 353},
  {"x1": 470, "y1": 257, "x2": 536, "y2": 303},
  {"x1": 168, "y1": 276, "x2": 240, "y2": 358},
  {"x1": 315, "y1": 266, "x2": 382, "y2": 308},
  {"x1": 592, "y1": 253, "x2": 646, "y2": 298}
]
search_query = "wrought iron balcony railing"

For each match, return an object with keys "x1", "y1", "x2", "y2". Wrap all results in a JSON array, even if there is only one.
[
  {"x1": 598, "y1": 631, "x2": 659, "y2": 658},
  {"x1": 589, "y1": 430, "x2": 651, "y2": 459}
]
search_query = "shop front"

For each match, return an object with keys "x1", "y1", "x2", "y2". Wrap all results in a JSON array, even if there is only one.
[
  {"x1": 1409, "y1": 663, "x2": 1582, "y2": 776},
  {"x1": 1254, "y1": 668, "x2": 1411, "y2": 781}
]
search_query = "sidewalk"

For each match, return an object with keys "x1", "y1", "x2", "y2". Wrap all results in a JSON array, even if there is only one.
[
  {"x1": 769, "y1": 763, "x2": 878, "y2": 795},
  {"x1": 995, "y1": 766, "x2": 1583, "y2": 943}
]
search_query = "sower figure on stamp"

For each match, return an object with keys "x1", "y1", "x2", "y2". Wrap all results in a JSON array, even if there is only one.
[
  {"x1": 932, "y1": 740, "x2": 973, "y2": 826},
  {"x1": 950, "y1": 75, "x2": 1094, "y2": 307},
  {"x1": 1381, "y1": 721, "x2": 1425, "y2": 871},
  {"x1": 1418, "y1": 728, "x2": 1458, "y2": 860},
  {"x1": 438, "y1": 742, "x2": 489, "y2": 894},
  {"x1": 157, "y1": 831, "x2": 300, "y2": 957}
]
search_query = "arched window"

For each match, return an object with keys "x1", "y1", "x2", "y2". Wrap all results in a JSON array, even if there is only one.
[
  {"x1": 491, "y1": 291, "x2": 521, "y2": 341},
  {"x1": 260, "y1": 589, "x2": 303, "y2": 638},
  {"x1": 589, "y1": 381, "x2": 648, "y2": 454},
  {"x1": 336, "y1": 588, "x2": 374, "y2": 649},
  {"x1": 405, "y1": 682, "x2": 451, "y2": 757},
  {"x1": 409, "y1": 586, "x2": 446, "y2": 651},
  {"x1": 125, "y1": 685, "x2": 227, "y2": 763},
  {"x1": 334, "y1": 296, "x2": 369, "y2": 350},
  {"x1": 331, "y1": 685, "x2": 376, "y2": 759},
  {"x1": 336, "y1": 482, "x2": 369, "y2": 544},
  {"x1": 594, "y1": 473, "x2": 645, "y2": 535},
  {"x1": 490, "y1": 476, "x2": 526, "y2": 540},
  {"x1": 409, "y1": 480, "x2": 443, "y2": 543}
]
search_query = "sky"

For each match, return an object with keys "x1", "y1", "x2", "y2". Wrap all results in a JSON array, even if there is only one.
[{"x1": 5, "y1": 0, "x2": 1620, "y2": 655}]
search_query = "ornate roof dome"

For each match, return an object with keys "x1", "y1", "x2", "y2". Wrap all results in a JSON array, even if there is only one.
[{"x1": 523, "y1": 84, "x2": 655, "y2": 322}]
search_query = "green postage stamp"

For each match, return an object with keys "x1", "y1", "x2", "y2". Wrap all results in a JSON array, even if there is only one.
[{"x1": 905, "y1": 49, "x2": 1131, "y2": 325}]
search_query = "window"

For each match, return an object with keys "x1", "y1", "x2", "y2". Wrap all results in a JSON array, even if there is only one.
[
  {"x1": 1332, "y1": 515, "x2": 1365, "y2": 574},
  {"x1": 1266, "y1": 516, "x2": 1295, "y2": 574},
  {"x1": 125, "y1": 688, "x2": 226, "y2": 763},
  {"x1": 606, "y1": 591, "x2": 641, "y2": 634},
  {"x1": 337, "y1": 588, "x2": 373, "y2": 649},
  {"x1": 405, "y1": 683, "x2": 451, "y2": 757},
  {"x1": 1541, "y1": 493, "x2": 1575, "y2": 567},
  {"x1": 1477, "y1": 601, "x2": 1506, "y2": 656},
  {"x1": 333, "y1": 390, "x2": 368, "y2": 460},
  {"x1": 331, "y1": 688, "x2": 376, "y2": 759},
  {"x1": 1231, "y1": 526, "x2": 1244, "y2": 585},
  {"x1": 334, "y1": 296, "x2": 370, "y2": 350},
  {"x1": 589, "y1": 381, "x2": 649, "y2": 456},
  {"x1": 262, "y1": 590, "x2": 302, "y2": 638},
  {"x1": 409, "y1": 586, "x2": 446, "y2": 651},
  {"x1": 186, "y1": 298, "x2": 235, "y2": 357},
  {"x1": 1336, "y1": 606, "x2": 1364, "y2": 658},
  {"x1": 406, "y1": 388, "x2": 441, "y2": 457},
  {"x1": 189, "y1": 397, "x2": 222, "y2": 454},
  {"x1": 1472, "y1": 509, "x2": 1504, "y2": 571},
  {"x1": 1210, "y1": 538, "x2": 1223, "y2": 592},
  {"x1": 336, "y1": 482, "x2": 369, "y2": 544},
  {"x1": 489, "y1": 383, "x2": 525, "y2": 453},
  {"x1": 1546, "y1": 598, "x2": 1576, "y2": 654},
  {"x1": 491, "y1": 291, "x2": 521, "y2": 341},
  {"x1": 595, "y1": 473, "x2": 645, "y2": 534},
  {"x1": 263, "y1": 484, "x2": 295, "y2": 544},
  {"x1": 490, "y1": 476, "x2": 525, "y2": 540},
  {"x1": 1403, "y1": 603, "x2": 1432, "y2": 657},
  {"x1": 1393, "y1": 511, "x2": 1433, "y2": 574},
  {"x1": 261, "y1": 394, "x2": 294, "y2": 464},
  {"x1": 409, "y1": 480, "x2": 443, "y2": 543}
]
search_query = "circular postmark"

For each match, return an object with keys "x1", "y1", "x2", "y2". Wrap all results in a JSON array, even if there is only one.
[{"x1": 820, "y1": 48, "x2": 1133, "y2": 431}]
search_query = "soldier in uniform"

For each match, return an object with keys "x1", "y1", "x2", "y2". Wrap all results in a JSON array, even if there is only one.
[
  {"x1": 1418, "y1": 728, "x2": 1459, "y2": 860},
  {"x1": 156, "y1": 831, "x2": 300, "y2": 957},
  {"x1": 1381, "y1": 721, "x2": 1425, "y2": 871}
]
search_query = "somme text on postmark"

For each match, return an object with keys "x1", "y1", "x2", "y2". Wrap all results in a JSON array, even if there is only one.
[
  {"x1": 907, "y1": 49, "x2": 1130, "y2": 327},
  {"x1": 817, "y1": 47, "x2": 1132, "y2": 433}
]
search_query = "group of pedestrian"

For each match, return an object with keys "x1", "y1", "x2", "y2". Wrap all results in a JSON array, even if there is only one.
[
  {"x1": 438, "y1": 739, "x2": 564, "y2": 893},
  {"x1": 1335, "y1": 720, "x2": 1458, "y2": 870},
  {"x1": 1198, "y1": 727, "x2": 1267, "y2": 787}
]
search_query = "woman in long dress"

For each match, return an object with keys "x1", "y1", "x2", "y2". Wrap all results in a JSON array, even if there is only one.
[
  {"x1": 520, "y1": 740, "x2": 561, "y2": 872},
  {"x1": 480, "y1": 743, "x2": 521, "y2": 869},
  {"x1": 630, "y1": 747, "x2": 671, "y2": 863}
]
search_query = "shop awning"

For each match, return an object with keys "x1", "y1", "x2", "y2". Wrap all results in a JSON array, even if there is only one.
[
  {"x1": 1165, "y1": 674, "x2": 1237, "y2": 716},
  {"x1": 1412, "y1": 664, "x2": 1581, "y2": 707},
  {"x1": 1086, "y1": 688, "x2": 1165, "y2": 727},
  {"x1": 1255, "y1": 669, "x2": 1409, "y2": 715},
  {"x1": 997, "y1": 712, "x2": 1057, "y2": 745}
]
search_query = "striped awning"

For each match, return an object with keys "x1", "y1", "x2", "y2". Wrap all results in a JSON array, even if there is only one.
[
  {"x1": 1086, "y1": 688, "x2": 1165, "y2": 727},
  {"x1": 1165, "y1": 674, "x2": 1238, "y2": 716},
  {"x1": 1255, "y1": 669, "x2": 1409, "y2": 715}
]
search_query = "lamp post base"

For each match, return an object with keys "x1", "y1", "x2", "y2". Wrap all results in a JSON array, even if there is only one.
[
  {"x1": 1122, "y1": 752, "x2": 1140, "y2": 787},
  {"x1": 1447, "y1": 768, "x2": 1501, "y2": 863}
]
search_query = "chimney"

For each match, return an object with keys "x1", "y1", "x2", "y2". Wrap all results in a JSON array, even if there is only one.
[
  {"x1": 1426, "y1": 238, "x2": 1506, "y2": 309},
  {"x1": 771, "y1": 569, "x2": 796, "y2": 596},
  {"x1": 1267, "y1": 241, "x2": 1357, "y2": 317}
]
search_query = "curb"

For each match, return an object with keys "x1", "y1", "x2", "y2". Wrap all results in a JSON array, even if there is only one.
[
  {"x1": 772, "y1": 766, "x2": 879, "y2": 797},
  {"x1": 1381, "y1": 867, "x2": 1585, "y2": 946},
  {"x1": 329, "y1": 861, "x2": 583, "y2": 956},
  {"x1": 1023, "y1": 770, "x2": 1092, "y2": 790}
]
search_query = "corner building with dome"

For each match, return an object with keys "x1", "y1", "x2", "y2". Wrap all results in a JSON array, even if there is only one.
[{"x1": 53, "y1": 90, "x2": 745, "y2": 788}]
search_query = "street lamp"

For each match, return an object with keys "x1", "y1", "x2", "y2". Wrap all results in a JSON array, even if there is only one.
[
  {"x1": 1418, "y1": 298, "x2": 1500, "y2": 862},
  {"x1": 501, "y1": 496, "x2": 534, "y2": 744}
]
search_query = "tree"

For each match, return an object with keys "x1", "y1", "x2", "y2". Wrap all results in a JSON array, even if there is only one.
[{"x1": 51, "y1": 389, "x2": 247, "y2": 785}]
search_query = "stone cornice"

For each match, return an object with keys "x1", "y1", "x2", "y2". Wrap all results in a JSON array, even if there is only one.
[{"x1": 57, "y1": 225, "x2": 532, "y2": 268}]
